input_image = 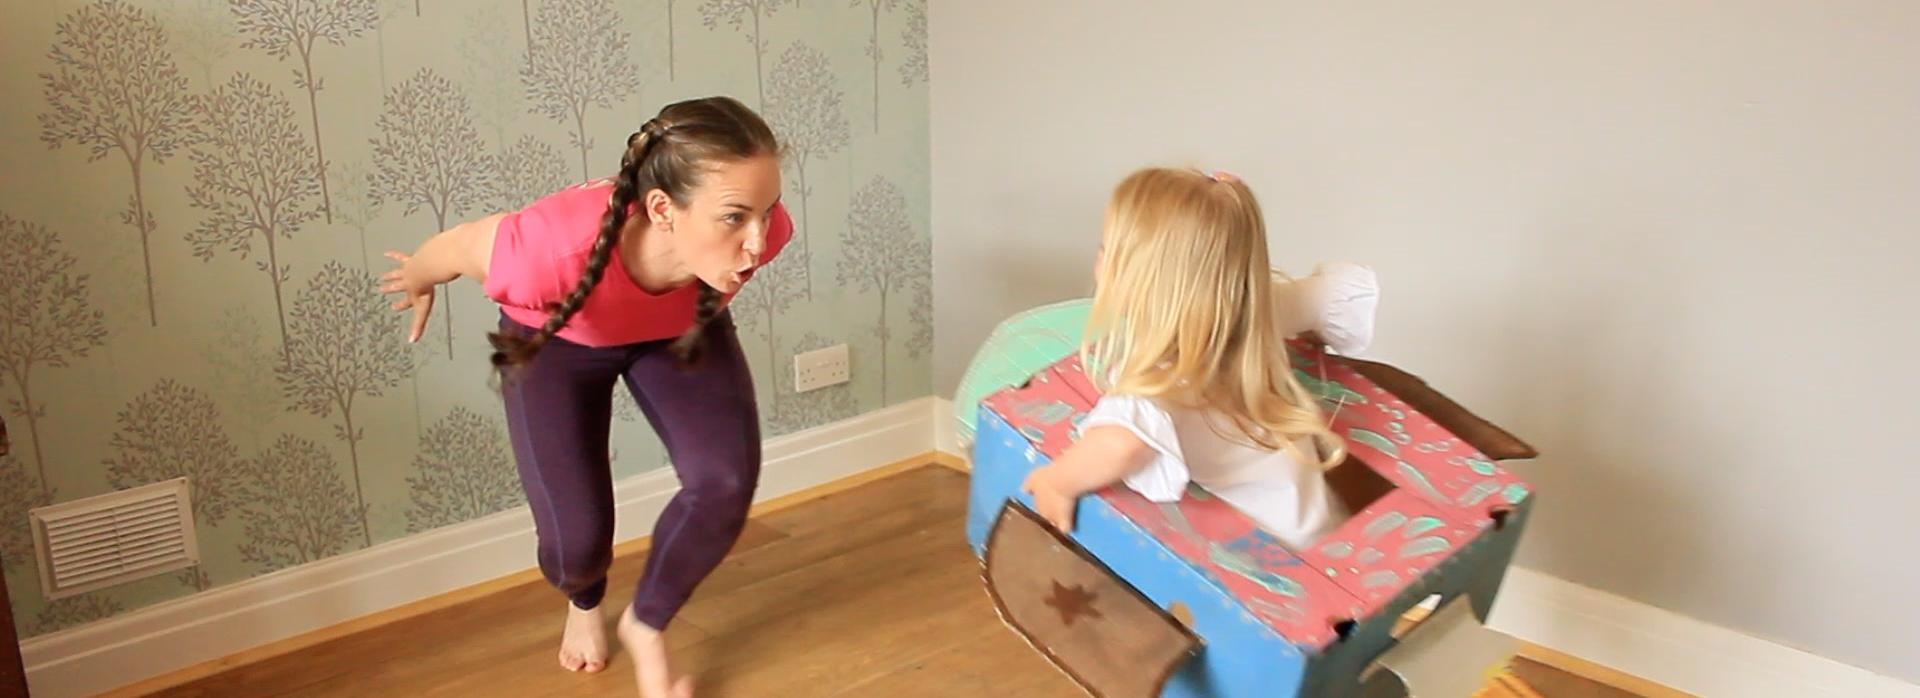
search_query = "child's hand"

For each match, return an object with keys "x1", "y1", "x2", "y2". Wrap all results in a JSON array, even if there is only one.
[{"x1": 1021, "y1": 466, "x2": 1079, "y2": 532}]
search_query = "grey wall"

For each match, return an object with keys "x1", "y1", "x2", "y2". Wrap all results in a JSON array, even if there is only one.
[{"x1": 932, "y1": 0, "x2": 1918, "y2": 682}]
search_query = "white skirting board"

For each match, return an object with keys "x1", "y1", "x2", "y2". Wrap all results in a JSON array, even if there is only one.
[
  {"x1": 21, "y1": 397, "x2": 938, "y2": 698},
  {"x1": 932, "y1": 396, "x2": 961, "y2": 457},
  {"x1": 1489, "y1": 567, "x2": 1919, "y2": 698}
]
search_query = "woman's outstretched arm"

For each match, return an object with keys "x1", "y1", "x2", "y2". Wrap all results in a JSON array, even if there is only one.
[{"x1": 381, "y1": 212, "x2": 507, "y2": 343}]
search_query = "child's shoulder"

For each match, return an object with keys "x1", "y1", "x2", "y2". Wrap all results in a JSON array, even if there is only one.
[
  {"x1": 1087, "y1": 393, "x2": 1228, "y2": 447},
  {"x1": 1089, "y1": 391, "x2": 1173, "y2": 416},
  {"x1": 1085, "y1": 393, "x2": 1182, "y2": 440}
]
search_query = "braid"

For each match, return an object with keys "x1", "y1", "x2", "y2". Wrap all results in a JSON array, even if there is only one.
[
  {"x1": 489, "y1": 125, "x2": 663, "y2": 378},
  {"x1": 669, "y1": 282, "x2": 723, "y2": 365}
]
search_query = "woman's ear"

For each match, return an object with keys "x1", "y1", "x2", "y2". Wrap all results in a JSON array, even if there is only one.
[{"x1": 644, "y1": 188, "x2": 674, "y2": 226}]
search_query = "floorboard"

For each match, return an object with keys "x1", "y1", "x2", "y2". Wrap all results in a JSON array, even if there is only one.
[{"x1": 139, "y1": 466, "x2": 1642, "y2": 697}]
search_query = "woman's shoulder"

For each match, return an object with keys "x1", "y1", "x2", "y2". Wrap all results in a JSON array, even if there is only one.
[
  {"x1": 504, "y1": 179, "x2": 618, "y2": 256},
  {"x1": 483, "y1": 180, "x2": 615, "y2": 308},
  {"x1": 529, "y1": 177, "x2": 618, "y2": 211}
]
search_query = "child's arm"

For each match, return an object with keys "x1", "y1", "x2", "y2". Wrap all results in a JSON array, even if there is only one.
[
  {"x1": 1020, "y1": 425, "x2": 1157, "y2": 531},
  {"x1": 1272, "y1": 262, "x2": 1379, "y2": 354}
]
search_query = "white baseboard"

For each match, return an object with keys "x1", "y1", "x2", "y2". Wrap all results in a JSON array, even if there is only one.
[
  {"x1": 21, "y1": 397, "x2": 939, "y2": 698},
  {"x1": 932, "y1": 397, "x2": 961, "y2": 458},
  {"x1": 1490, "y1": 567, "x2": 1918, "y2": 697}
]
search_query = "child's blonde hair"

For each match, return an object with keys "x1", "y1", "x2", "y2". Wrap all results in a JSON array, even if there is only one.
[{"x1": 1084, "y1": 167, "x2": 1346, "y2": 470}]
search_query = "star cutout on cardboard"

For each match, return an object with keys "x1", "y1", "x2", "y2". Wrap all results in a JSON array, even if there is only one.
[{"x1": 1043, "y1": 579, "x2": 1103, "y2": 627}]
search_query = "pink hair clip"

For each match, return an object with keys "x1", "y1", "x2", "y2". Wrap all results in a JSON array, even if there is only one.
[{"x1": 1204, "y1": 169, "x2": 1240, "y2": 183}]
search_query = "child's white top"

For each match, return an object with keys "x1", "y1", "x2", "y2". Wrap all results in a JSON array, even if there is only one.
[{"x1": 1079, "y1": 262, "x2": 1379, "y2": 550}]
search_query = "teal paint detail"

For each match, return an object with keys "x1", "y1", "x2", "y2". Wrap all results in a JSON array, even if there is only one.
[
  {"x1": 1503, "y1": 483, "x2": 1531, "y2": 504},
  {"x1": 1403, "y1": 516, "x2": 1445, "y2": 538},
  {"x1": 1347, "y1": 428, "x2": 1400, "y2": 457},
  {"x1": 1362, "y1": 511, "x2": 1408, "y2": 539},
  {"x1": 1399, "y1": 536, "x2": 1451, "y2": 558},
  {"x1": 1210, "y1": 544, "x2": 1306, "y2": 597},
  {"x1": 1395, "y1": 460, "x2": 1448, "y2": 502},
  {"x1": 1361, "y1": 570, "x2": 1401, "y2": 588},
  {"x1": 1458, "y1": 480, "x2": 1501, "y2": 506},
  {"x1": 1294, "y1": 368, "x2": 1367, "y2": 404}
]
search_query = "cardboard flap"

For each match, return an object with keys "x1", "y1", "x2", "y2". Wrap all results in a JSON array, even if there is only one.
[
  {"x1": 984, "y1": 503, "x2": 1200, "y2": 698},
  {"x1": 1357, "y1": 594, "x2": 1521, "y2": 698},
  {"x1": 1334, "y1": 357, "x2": 1538, "y2": 461}
]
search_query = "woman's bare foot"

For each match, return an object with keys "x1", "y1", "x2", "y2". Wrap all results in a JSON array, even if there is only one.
[
  {"x1": 559, "y1": 603, "x2": 610, "y2": 673},
  {"x1": 617, "y1": 606, "x2": 693, "y2": 698}
]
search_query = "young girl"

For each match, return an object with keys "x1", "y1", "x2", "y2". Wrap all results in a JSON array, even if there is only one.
[{"x1": 1021, "y1": 167, "x2": 1379, "y2": 551}]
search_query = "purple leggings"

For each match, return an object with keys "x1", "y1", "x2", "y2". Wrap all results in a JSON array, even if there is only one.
[{"x1": 497, "y1": 310, "x2": 760, "y2": 631}]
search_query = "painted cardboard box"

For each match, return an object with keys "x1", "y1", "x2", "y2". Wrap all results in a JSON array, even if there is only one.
[{"x1": 959, "y1": 304, "x2": 1538, "y2": 697}]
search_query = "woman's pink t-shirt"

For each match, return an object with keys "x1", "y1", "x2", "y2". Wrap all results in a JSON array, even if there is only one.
[{"x1": 483, "y1": 178, "x2": 794, "y2": 347}]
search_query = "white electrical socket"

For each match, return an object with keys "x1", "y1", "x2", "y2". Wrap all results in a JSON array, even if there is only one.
[{"x1": 793, "y1": 343, "x2": 850, "y2": 393}]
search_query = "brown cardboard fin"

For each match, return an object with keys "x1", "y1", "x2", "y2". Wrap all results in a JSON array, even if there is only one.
[
  {"x1": 983, "y1": 503, "x2": 1199, "y2": 698},
  {"x1": 1336, "y1": 357, "x2": 1538, "y2": 461}
]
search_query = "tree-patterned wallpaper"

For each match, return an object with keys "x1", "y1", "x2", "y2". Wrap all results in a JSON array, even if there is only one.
[{"x1": 0, "y1": 0, "x2": 930, "y2": 639}]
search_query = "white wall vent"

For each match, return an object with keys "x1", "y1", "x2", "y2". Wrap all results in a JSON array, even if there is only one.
[{"x1": 29, "y1": 478, "x2": 199, "y2": 599}]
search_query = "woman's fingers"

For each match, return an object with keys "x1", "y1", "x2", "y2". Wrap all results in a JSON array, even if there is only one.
[
  {"x1": 379, "y1": 255, "x2": 410, "y2": 296},
  {"x1": 408, "y1": 292, "x2": 434, "y2": 343}
]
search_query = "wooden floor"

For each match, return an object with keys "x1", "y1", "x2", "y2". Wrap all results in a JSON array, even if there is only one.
[{"x1": 136, "y1": 465, "x2": 1639, "y2": 697}]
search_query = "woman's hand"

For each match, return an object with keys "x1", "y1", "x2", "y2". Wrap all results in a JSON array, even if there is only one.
[
  {"x1": 381, "y1": 250, "x2": 437, "y2": 344},
  {"x1": 375, "y1": 213, "x2": 506, "y2": 343},
  {"x1": 1021, "y1": 465, "x2": 1080, "y2": 532}
]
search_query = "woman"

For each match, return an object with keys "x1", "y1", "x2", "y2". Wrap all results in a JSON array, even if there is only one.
[{"x1": 382, "y1": 95, "x2": 791, "y2": 698}]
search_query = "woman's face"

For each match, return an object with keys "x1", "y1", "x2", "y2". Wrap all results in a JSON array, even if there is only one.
[{"x1": 663, "y1": 154, "x2": 783, "y2": 295}]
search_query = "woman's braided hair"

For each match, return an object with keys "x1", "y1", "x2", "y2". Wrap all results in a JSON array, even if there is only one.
[{"x1": 488, "y1": 96, "x2": 778, "y2": 377}]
